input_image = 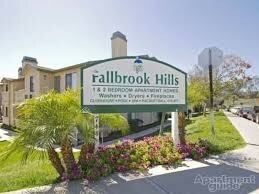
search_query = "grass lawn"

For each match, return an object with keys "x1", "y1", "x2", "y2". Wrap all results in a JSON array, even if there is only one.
[
  {"x1": 0, "y1": 141, "x2": 78, "y2": 193},
  {"x1": 164, "y1": 111, "x2": 246, "y2": 154}
]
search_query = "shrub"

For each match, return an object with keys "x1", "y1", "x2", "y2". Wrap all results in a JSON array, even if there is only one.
[
  {"x1": 80, "y1": 136, "x2": 208, "y2": 182},
  {"x1": 132, "y1": 136, "x2": 182, "y2": 170},
  {"x1": 175, "y1": 142, "x2": 207, "y2": 160},
  {"x1": 81, "y1": 136, "x2": 187, "y2": 181},
  {"x1": 197, "y1": 138, "x2": 214, "y2": 153}
]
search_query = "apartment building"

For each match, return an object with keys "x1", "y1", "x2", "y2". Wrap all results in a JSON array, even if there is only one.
[
  {"x1": 1, "y1": 31, "x2": 159, "y2": 127},
  {"x1": 1, "y1": 57, "x2": 84, "y2": 126},
  {"x1": 1, "y1": 77, "x2": 25, "y2": 125}
]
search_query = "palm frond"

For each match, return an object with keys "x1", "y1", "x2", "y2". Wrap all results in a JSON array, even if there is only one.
[{"x1": 99, "y1": 113, "x2": 129, "y2": 135}]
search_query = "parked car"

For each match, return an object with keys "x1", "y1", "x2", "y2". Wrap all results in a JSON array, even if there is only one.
[
  {"x1": 230, "y1": 107, "x2": 241, "y2": 114},
  {"x1": 238, "y1": 106, "x2": 253, "y2": 118},
  {"x1": 247, "y1": 106, "x2": 259, "y2": 123}
]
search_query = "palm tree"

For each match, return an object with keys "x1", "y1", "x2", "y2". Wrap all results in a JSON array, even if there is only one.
[
  {"x1": 4, "y1": 92, "x2": 66, "y2": 177},
  {"x1": 3, "y1": 90, "x2": 84, "y2": 179},
  {"x1": 78, "y1": 113, "x2": 129, "y2": 166},
  {"x1": 178, "y1": 112, "x2": 186, "y2": 144},
  {"x1": 3, "y1": 90, "x2": 129, "y2": 180},
  {"x1": 77, "y1": 116, "x2": 95, "y2": 166},
  {"x1": 54, "y1": 90, "x2": 84, "y2": 179}
]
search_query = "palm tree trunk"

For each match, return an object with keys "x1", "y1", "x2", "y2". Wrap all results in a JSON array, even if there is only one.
[
  {"x1": 61, "y1": 136, "x2": 82, "y2": 179},
  {"x1": 78, "y1": 143, "x2": 94, "y2": 166},
  {"x1": 47, "y1": 147, "x2": 65, "y2": 177},
  {"x1": 178, "y1": 112, "x2": 186, "y2": 145}
]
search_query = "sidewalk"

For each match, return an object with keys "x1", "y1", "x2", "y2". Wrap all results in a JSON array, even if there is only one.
[
  {"x1": 212, "y1": 111, "x2": 259, "y2": 172},
  {"x1": 0, "y1": 128, "x2": 14, "y2": 142}
]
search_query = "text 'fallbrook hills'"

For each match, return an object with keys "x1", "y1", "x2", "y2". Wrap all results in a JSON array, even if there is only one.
[{"x1": 92, "y1": 71, "x2": 179, "y2": 86}]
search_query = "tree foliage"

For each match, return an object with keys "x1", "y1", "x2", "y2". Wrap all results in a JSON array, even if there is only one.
[
  {"x1": 243, "y1": 76, "x2": 259, "y2": 98},
  {"x1": 188, "y1": 76, "x2": 208, "y2": 107},
  {"x1": 3, "y1": 89, "x2": 129, "y2": 180},
  {"x1": 188, "y1": 54, "x2": 251, "y2": 108}
]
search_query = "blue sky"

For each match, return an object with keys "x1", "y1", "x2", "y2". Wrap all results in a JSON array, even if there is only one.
[{"x1": 0, "y1": 0, "x2": 258, "y2": 79}]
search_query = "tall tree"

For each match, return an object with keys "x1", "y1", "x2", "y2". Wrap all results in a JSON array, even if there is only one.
[
  {"x1": 244, "y1": 76, "x2": 259, "y2": 99},
  {"x1": 188, "y1": 76, "x2": 208, "y2": 108},
  {"x1": 213, "y1": 55, "x2": 251, "y2": 97},
  {"x1": 178, "y1": 112, "x2": 186, "y2": 145},
  {"x1": 188, "y1": 54, "x2": 251, "y2": 111}
]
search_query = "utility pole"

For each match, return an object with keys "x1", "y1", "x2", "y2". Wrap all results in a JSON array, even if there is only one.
[{"x1": 209, "y1": 48, "x2": 215, "y2": 135}]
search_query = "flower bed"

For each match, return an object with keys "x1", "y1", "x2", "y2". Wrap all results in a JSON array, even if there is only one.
[
  {"x1": 175, "y1": 143, "x2": 207, "y2": 160},
  {"x1": 80, "y1": 136, "x2": 208, "y2": 181}
]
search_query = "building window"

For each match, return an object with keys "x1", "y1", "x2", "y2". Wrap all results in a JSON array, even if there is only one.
[
  {"x1": 30, "y1": 94, "x2": 33, "y2": 99},
  {"x1": 131, "y1": 113, "x2": 136, "y2": 119},
  {"x1": 5, "y1": 107, "x2": 8, "y2": 117},
  {"x1": 30, "y1": 76, "x2": 34, "y2": 92},
  {"x1": 5, "y1": 84, "x2": 8, "y2": 92},
  {"x1": 65, "y1": 73, "x2": 72, "y2": 89},
  {"x1": 43, "y1": 75, "x2": 47, "y2": 80},
  {"x1": 72, "y1": 72, "x2": 77, "y2": 89},
  {"x1": 65, "y1": 73, "x2": 77, "y2": 89},
  {"x1": 54, "y1": 76, "x2": 61, "y2": 92}
]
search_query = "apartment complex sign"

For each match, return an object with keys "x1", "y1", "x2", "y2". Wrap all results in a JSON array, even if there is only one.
[{"x1": 81, "y1": 56, "x2": 187, "y2": 113}]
